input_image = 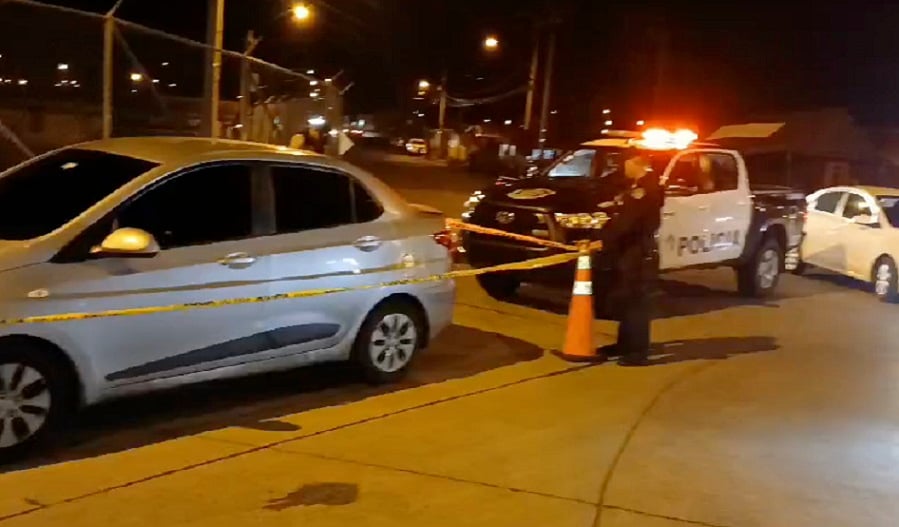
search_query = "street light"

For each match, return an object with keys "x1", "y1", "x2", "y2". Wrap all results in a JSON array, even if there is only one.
[
  {"x1": 484, "y1": 36, "x2": 499, "y2": 50},
  {"x1": 292, "y1": 3, "x2": 311, "y2": 22},
  {"x1": 418, "y1": 79, "x2": 431, "y2": 90},
  {"x1": 130, "y1": 72, "x2": 143, "y2": 83},
  {"x1": 57, "y1": 63, "x2": 69, "y2": 71}
]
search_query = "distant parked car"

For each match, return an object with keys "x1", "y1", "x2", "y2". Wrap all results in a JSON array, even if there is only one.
[
  {"x1": 405, "y1": 138, "x2": 428, "y2": 155},
  {"x1": 0, "y1": 137, "x2": 455, "y2": 460},
  {"x1": 802, "y1": 185, "x2": 899, "y2": 301}
]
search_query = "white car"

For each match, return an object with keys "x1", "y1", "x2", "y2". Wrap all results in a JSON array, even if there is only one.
[
  {"x1": 0, "y1": 137, "x2": 455, "y2": 460},
  {"x1": 405, "y1": 139, "x2": 428, "y2": 156},
  {"x1": 802, "y1": 185, "x2": 899, "y2": 301}
]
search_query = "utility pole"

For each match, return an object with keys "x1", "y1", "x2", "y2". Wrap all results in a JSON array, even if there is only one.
[
  {"x1": 437, "y1": 69, "x2": 448, "y2": 158},
  {"x1": 522, "y1": 28, "x2": 539, "y2": 131},
  {"x1": 239, "y1": 30, "x2": 260, "y2": 141},
  {"x1": 102, "y1": 15, "x2": 114, "y2": 139},
  {"x1": 537, "y1": 24, "x2": 557, "y2": 147},
  {"x1": 204, "y1": 0, "x2": 225, "y2": 138},
  {"x1": 102, "y1": 0, "x2": 125, "y2": 139}
]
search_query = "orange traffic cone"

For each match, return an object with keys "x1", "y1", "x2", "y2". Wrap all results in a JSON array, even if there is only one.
[{"x1": 553, "y1": 250, "x2": 601, "y2": 362}]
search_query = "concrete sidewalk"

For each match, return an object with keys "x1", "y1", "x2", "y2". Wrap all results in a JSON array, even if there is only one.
[{"x1": 2, "y1": 274, "x2": 899, "y2": 526}]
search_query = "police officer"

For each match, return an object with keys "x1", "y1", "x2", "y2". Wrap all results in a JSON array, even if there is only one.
[{"x1": 595, "y1": 149, "x2": 664, "y2": 365}]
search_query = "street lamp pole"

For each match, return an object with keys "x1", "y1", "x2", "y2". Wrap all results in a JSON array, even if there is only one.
[
  {"x1": 522, "y1": 28, "x2": 539, "y2": 131},
  {"x1": 239, "y1": 30, "x2": 261, "y2": 140},
  {"x1": 537, "y1": 23, "x2": 557, "y2": 147},
  {"x1": 437, "y1": 69, "x2": 448, "y2": 157},
  {"x1": 204, "y1": 0, "x2": 225, "y2": 138},
  {"x1": 102, "y1": 0, "x2": 126, "y2": 139}
]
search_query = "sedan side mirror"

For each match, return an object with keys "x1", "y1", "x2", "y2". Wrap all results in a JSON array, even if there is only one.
[{"x1": 90, "y1": 227, "x2": 160, "y2": 258}]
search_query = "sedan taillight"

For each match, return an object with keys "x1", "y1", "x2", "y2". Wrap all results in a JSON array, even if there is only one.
[{"x1": 432, "y1": 230, "x2": 456, "y2": 251}]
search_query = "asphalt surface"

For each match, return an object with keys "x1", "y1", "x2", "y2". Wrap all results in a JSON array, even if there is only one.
[{"x1": 1, "y1": 148, "x2": 897, "y2": 526}]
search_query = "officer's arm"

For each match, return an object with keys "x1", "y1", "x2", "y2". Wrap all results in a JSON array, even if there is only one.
[{"x1": 597, "y1": 188, "x2": 646, "y2": 244}]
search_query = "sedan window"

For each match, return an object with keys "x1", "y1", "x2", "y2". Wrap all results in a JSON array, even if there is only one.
[
  {"x1": 117, "y1": 164, "x2": 253, "y2": 249},
  {"x1": 0, "y1": 149, "x2": 157, "y2": 240},
  {"x1": 271, "y1": 166, "x2": 382, "y2": 233}
]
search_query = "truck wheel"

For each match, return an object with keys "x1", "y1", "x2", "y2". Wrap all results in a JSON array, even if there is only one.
[
  {"x1": 737, "y1": 237, "x2": 783, "y2": 298},
  {"x1": 873, "y1": 256, "x2": 899, "y2": 303},
  {"x1": 476, "y1": 273, "x2": 521, "y2": 300}
]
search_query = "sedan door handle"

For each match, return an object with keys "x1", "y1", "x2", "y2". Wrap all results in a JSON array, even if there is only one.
[
  {"x1": 353, "y1": 235, "x2": 382, "y2": 252},
  {"x1": 697, "y1": 205, "x2": 710, "y2": 211},
  {"x1": 662, "y1": 211, "x2": 676, "y2": 217},
  {"x1": 217, "y1": 252, "x2": 256, "y2": 269}
]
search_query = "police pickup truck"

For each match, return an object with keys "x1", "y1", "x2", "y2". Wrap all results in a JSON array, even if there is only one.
[{"x1": 461, "y1": 129, "x2": 806, "y2": 301}]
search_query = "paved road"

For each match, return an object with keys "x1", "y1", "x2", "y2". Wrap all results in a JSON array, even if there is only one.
[{"x1": 1, "y1": 149, "x2": 897, "y2": 527}]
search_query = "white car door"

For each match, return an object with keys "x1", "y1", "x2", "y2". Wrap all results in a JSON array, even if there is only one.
[
  {"x1": 838, "y1": 190, "x2": 885, "y2": 279},
  {"x1": 658, "y1": 152, "x2": 716, "y2": 270},
  {"x1": 259, "y1": 164, "x2": 405, "y2": 360},
  {"x1": 47, "y1": 163, "x2": 273, "y2": 387},
  {"x1": 802, "y1": 190, "x2": 848, "y2": 271}
]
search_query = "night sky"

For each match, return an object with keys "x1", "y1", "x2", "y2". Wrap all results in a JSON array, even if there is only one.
[{"x1": 8, "y1": 0, "x2": 899, "y2": 142}]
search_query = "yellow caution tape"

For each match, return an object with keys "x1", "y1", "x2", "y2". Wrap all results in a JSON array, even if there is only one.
[
  {"x1": 446, "y1": 218, "x2": 602, "y2": 253},
  {"x1": 0, "y1": 252, "x2": 584, "y2": 326}
]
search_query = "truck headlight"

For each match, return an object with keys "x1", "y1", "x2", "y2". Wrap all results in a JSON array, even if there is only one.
[
  {"x1": 554, "y1": 212, "x2": 609, "y2": 229},
  {"x1": 461, "y1": 190, "x2": 484, "y2": 220}
]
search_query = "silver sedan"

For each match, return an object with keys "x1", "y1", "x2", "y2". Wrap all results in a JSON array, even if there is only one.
[{"x1": 0, "y1": 137, "x2": 455, "y2": 460}]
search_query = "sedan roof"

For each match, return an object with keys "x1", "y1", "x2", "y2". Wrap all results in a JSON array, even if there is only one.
[{"x1": 75, "y1": 136, "x2": 320, "y2": 165}]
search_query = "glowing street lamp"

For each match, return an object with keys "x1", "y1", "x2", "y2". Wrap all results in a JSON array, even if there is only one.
[
  {"x1": 292, "y1": 3, "x2": 311, "y2": 22},
  {"x1": 418, "y1": 79, "x2": 431, "y2": 90},
  {"x1": 57, "y1": 63, "x2": 69, "y2": 71},
  {"x1": 130, "y1": 72, "x2": 143, "y2": 83},
  {"x1": 484, "y1": 36, "x2": 499, "y2": 50}
]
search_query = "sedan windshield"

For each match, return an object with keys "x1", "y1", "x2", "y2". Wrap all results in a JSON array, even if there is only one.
[
  {"x1": 0, "y1": 149, "x2": 158, "y2": 240},
  {"x1": 876, "y1": 195, "x2": 899, "y2": 227}
]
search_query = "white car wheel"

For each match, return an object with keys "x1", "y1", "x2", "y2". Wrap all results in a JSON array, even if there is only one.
[{"x1": 874, "y1": 257, "x2": 899, "y2": 303}]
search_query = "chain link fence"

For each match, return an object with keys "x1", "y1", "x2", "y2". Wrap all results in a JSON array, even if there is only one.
[{"x1": 0, "y1": 0, "x2": 344, "y2": 170}]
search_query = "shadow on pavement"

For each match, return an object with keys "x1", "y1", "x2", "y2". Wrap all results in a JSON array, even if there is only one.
[
  {"x1": 505, "y1": 278, "x2": 777, "y2": 320},
  {"x1": 799, "y1": 269, "x2": 871, "y2": 294},
  {"x1": 6, "y1": 324, "x2": 542, "y2": 472},
  {"x1": 646, "y1": 336, "x2": 780, "y2": 365}
]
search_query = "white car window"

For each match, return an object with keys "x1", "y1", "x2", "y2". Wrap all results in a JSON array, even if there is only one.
[
  {"x1": 812, "y1": 191, "x2": 844, "y2": 214},
  {"x1": 842, "y1": 193, "x2": 872, "y2": 220},
  {"x1": 877, "y1": 195, "x2": 899, "y2": 226}
]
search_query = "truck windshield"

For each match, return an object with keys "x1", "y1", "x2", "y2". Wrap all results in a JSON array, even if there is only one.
[
  {"x1": 0, "y1": 148, "x2": 158, "y2": 240},
  {"x1": 544, "y1": 146, "x2": 675, "y2": 179},
  {"x1": 876, "y1": 195, "x2": 899, "y2": 227}
]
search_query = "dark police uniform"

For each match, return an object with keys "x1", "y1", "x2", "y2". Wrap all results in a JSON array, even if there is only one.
[{"x1": 594, "y1": 166, "x2": 664, "y2": 365}]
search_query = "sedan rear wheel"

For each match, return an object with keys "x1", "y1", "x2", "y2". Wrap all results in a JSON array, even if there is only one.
[{"x1": 352, "y1": 300, "x2": 425, "y2": 384}]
